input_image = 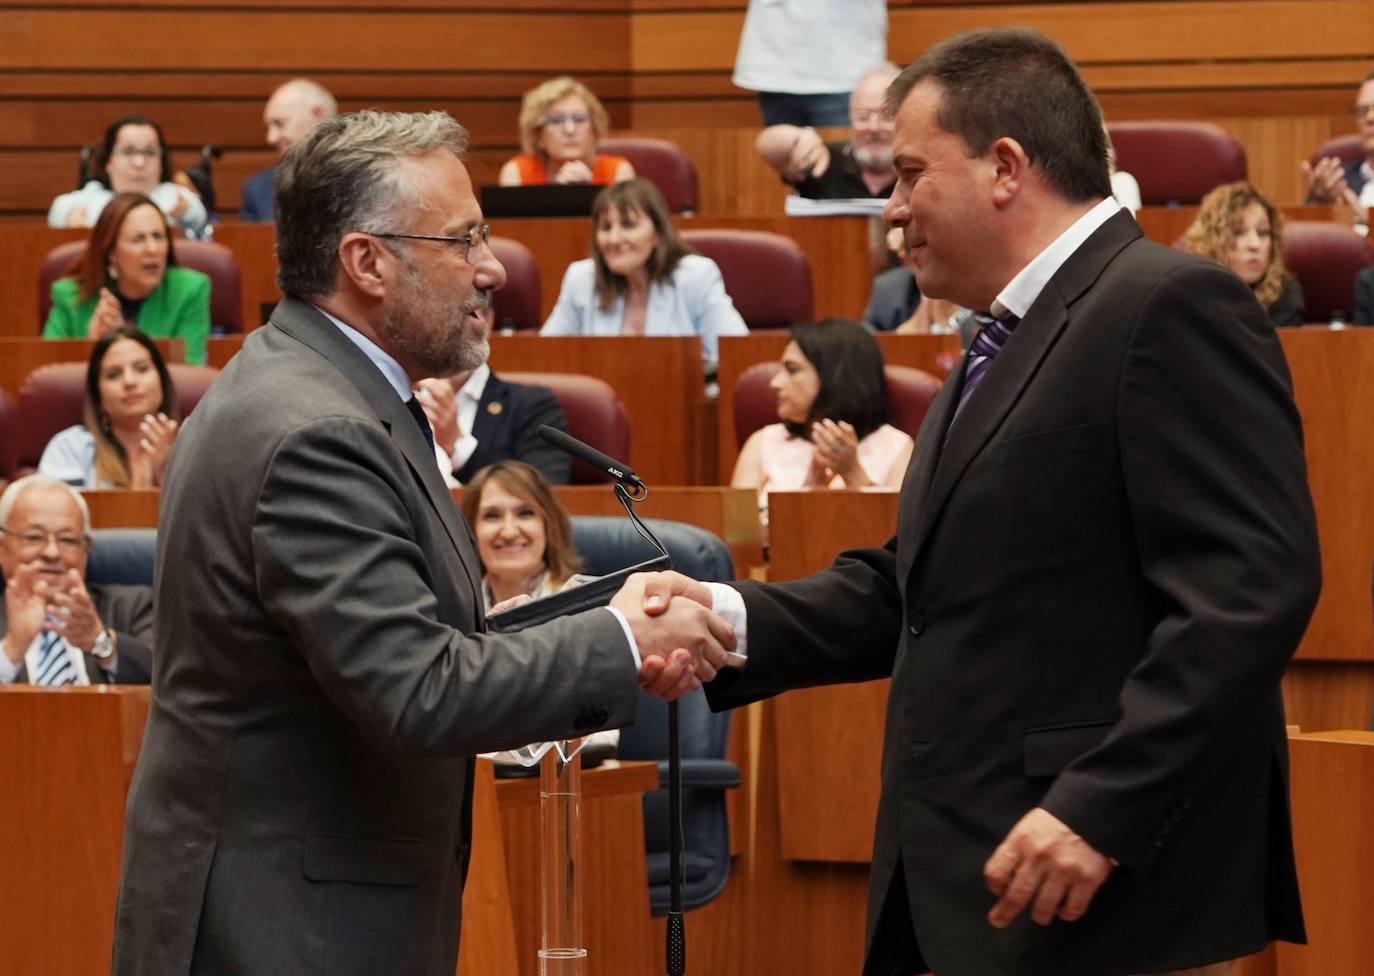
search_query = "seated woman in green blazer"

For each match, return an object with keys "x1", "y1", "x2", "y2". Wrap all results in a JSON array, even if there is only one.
[{"x1": 43, "y1": 191, "x2": 210, "y2": 365}]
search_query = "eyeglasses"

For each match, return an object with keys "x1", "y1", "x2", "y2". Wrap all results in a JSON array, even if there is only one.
[
  {"x1": 0, "y1": 528, "x2": 89, "y2": 555},
  {"x1": 112, "y1": 147, "x2": 160, "y2": 160},
  {"x1": 370, "y1": 224, "x2": 491, "y2": 263},
  {"x1": 542, "y1": 112, "x2": 591, "y2": 129}
]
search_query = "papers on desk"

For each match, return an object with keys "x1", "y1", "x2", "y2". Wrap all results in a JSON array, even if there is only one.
[{"x1": 783, "y1": 195, "x2": 888, "y2": 217}]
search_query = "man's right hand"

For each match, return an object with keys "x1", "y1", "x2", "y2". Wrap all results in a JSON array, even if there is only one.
[
  {"x1": 1301, "y1": 155, "x2": 1350, "y2": 204},
  {"x1": 3, "y1": 563, "x2": 51, "y2": 663},
  {"x1": 784, "y1": 127, "x2": 830, "y2": 182},
  {"x1": 610, "y1": 571, "x2": 735, "y2": 700}
]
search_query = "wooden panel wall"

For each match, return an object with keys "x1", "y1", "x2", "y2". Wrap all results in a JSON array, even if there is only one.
[{"x1": 0, "y1": 1, "x2": 1370, "y2": 218}]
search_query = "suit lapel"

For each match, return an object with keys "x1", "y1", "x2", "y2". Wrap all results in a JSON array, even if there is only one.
[
  {"x1": 469, "y1": 374, "x2": 508, "y2": 445},
  {"x1": 270, "y1": 299, "x2": 485, "y2": 609},
  {"x1": 902, "y1": 210, "x2": 1144, "y2": 573}
]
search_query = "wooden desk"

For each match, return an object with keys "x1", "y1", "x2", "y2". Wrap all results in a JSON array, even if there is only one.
[
  {"x1": 0, "y1": 686, "x2": 150, "y2": 975},
  {"x1": 1278, "y1": 731, "x2": 1374, "y2": 976},
  {"x1": 715, "y1": 333, "x2": 960, "y2": 481},
  {"x1": 487, "y1": 334, "x2": 705, "y2": 485},
  {"x1": 554, "y1": 484, "x2": 762, "y2": 574},
  {"x1": 493, "y1": 760, "x2": 659, "y2": 976},
  {"x1": 83, "y1": 489, "x2": 159, "y2": 527},
  {"x1": 0, "y1": 337, "x2": 184, "y2": 399}
]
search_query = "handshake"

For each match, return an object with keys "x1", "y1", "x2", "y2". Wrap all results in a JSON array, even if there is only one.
[{"x1": 609, "y1": 571, "x2": 736, "y2": 701}]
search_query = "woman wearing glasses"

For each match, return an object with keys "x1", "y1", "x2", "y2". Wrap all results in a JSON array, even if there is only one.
[
  {"x1": 498, "y1": 77, "x2": 635, "y2": 186},
  {"x1": 540, "y1": 179, "x2": 747, "y2": 369},
  {"x1": 38, "y1": 325, "x2": 181, "y2": 490},
  {"x1": 43, "y1": 192, "x2": 211, "y2": 365},
  {"x1": 47, "y1": 115, "x2": 207, "y2": 237}
]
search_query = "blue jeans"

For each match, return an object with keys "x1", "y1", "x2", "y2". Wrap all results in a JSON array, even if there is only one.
[{"x1": 757, "y1": 91, "x2": 851, "y2": 128}]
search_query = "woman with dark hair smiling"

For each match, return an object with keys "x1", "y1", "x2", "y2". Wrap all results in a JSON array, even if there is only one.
[
  {"x1": 47, "y1": 114, "x2": 206, "y2": 236},
  {"x1": 39, "y1": 326, "x2": 180, "y2": 489},
  {"x1": 43, "y1": 191, "x2": 210, "y2": 365},
  {"x1": 540, "y1": 178, "x2": 746, "y2": 367},
  {"x1": 732, "y1": 317, "x2": 913, "y2": 516}
]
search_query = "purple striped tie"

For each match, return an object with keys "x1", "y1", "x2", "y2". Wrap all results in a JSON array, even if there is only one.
[
  {"x1": 957, "y1": 310, "x2": 1021, "y2": 410},
  {"x1": 34, "y1": 629, "x2": 77, "y2": 686}
]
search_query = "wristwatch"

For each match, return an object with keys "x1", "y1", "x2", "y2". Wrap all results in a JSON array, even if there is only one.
[{"x1": 90, "y1": 629, "x2": 116, "y2": 662}]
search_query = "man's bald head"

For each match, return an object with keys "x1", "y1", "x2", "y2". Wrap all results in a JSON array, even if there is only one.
[{"x1": 264, "y1": 79, "x2": 338, "y2": 157}]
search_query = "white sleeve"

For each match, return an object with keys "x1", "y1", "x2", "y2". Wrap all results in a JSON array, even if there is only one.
[
  {"x1": 37, "y1": 427, "x2": 96, "y2": 489},
  {"x1": 704, "y1": 582, "x2": 748, "y2": 665},
  {"x1": 686, "y1": 257, "x2": 748, "y2": 361}
]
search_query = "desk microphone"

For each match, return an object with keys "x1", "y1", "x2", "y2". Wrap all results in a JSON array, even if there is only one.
[{"x1": 538, "y1": 425, "x2": 644, "y2": 489}]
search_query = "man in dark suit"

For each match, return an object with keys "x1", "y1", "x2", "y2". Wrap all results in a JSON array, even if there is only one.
[
  {"x1": 661, "y1": 27, "x2": 1320, "y2": 976},
  {"x1": 240, "y1": 78, "x2": 337, "y2": 221},
  {"x1": 416, "y1": 308, "x2": 572, "y2": 484},
  {"x1": 112, "y1": 109, "x2": 733, "y2": 976},
  {"x1": 1353, "y1": 263, "x2": 1374, "y2": 325},
  {"x1": 1302, "y1": 69, "x2": 1374, "y2": 207},
  {"x1": 0, "y1": 475, "x2": 151, "y2": 686}
]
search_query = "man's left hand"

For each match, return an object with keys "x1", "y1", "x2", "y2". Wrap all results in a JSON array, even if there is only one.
[
  {"x1": 45, "y1": 568, "x2": 105, "y2": 653},
  {"x1": 984, "y1": 806, "x2": 1113, "y2": 928}
]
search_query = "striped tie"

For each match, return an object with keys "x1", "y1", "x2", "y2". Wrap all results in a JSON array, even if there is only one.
[
  {"x1": 957, "y1": 310, "x2": 1021, "y2": 410},
  {"x1": 33, "y1": 629, "x2": 77, "y2": 687}
]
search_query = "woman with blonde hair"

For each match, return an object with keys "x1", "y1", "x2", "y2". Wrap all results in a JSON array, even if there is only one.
[
  {"x1": 498, "y1": 76, "x2": 635, "y2": 186},
  {"x1": 1184, "y1": 181, "x2": 1305, "y2": 326}
]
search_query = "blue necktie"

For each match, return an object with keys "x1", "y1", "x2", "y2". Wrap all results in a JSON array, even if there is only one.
[{"x1": 33, "y1": 629, "x2": 77, "y2": 686}]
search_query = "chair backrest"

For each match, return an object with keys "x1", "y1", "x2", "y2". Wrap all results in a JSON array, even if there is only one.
[
  {"x1": 11, "y1": 361, "x2": 219, "y2": 470},
  {"x1": 1107, "y1": 121, "x2": 1248, "y2": 205},
  {"x1": 1281, "y1": 220, "x2": 1374, "y2": 323},
  {"x1": 732, "y1": 360, "x2": 942, "y2": 449},
  {"x1": 489, "y1": 236, "x2": 543, "y2": 331},
  {"x1": 86, "y1": 528, "x2": 157, "y2": 587},
  {"x1": 568, "y1": 515, "x2": 738, "y2": 911},
  {"x1": 681, "y1": 229, "x2": 813, "y2": 331},
  {"x1": 1307, "y1": 134, "x2": 1364, "y2": 170},
  {"x1": 0, "y1": 388, "x2": 15, "y2": 479},
  {"x1": 501, "y1": 371, "x2": 630, "y2": 484},
  {"x1": 38, "y1": 239, "x2": 243, "y2": 334},
  {"x1": 599, "y1": 137, "x2": 700, "y2": 215}
]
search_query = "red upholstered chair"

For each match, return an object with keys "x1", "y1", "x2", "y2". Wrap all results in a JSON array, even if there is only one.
[
  {"x1": 1106, "y1": 122, "x2": 1247, "y2": 205},
  {"x1": 599, "y1": 137, "x2": 700, "y2": 215},
  {"x1": 0, "y1": 389, "x2": 16, "y2": 480},
  {"x1": 500, "y1": 371, "x2": 629, "y2": 484},
  {"x1": 680, "y1": 229, "x2": 813, "y2": 331},
  {"x1": 732, "y1": 360, "x2": 941, "y2": 449},
  {"x1": 1307, "y1": 134, "x2": 1364, "y2": 171},
  {"x1": 1281, "y1": 220, "x2": 1374, "y2": 323},
  {"x1": 38, "y1": 240, "x2": 244, "y2": 334},
  {"x1": 10, "y1": 361, "x2": 220, "y2": 471},
  {"x1": 489, "y1": 236, "x2": 543, "y2": 332}
]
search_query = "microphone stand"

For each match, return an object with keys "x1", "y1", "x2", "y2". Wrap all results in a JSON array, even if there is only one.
[{"x1": 611, "y1": 481, "x2": 687, "y2": 976}]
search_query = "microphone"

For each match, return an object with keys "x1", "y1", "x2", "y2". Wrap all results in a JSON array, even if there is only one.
[{"x1": 538, "y1": 425, "x2": 644, "y2": 489}]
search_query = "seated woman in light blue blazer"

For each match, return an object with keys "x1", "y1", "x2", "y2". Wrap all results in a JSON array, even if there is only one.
[{"x1": 540, "y1": 179, "x2": 747, "y2": 369}]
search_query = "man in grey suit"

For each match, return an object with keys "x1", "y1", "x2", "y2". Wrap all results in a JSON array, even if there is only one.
[
  {"x1": 112, "y1": 109, "x2": 732, "y2": 975},
  {"x1": 0, "y1": 475, "x2": 152, "y2": 685}
]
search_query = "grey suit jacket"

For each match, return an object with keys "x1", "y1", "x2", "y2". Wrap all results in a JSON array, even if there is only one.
[
  {"x1": 112, "y1": 298, "x2": 638, "y2": 976},
  {"x1": 0, "y1": 583, "x2": 153, "y2": 684}
]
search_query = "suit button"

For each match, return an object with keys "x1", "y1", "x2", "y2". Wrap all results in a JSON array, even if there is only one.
[{"x1": 908, "y1": 615, "x2": 926, "y2": 638}]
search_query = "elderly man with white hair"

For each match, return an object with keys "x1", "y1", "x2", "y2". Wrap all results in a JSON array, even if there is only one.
[{"x1": 0, "y1": 474, "x2": 152, "y2": 685}]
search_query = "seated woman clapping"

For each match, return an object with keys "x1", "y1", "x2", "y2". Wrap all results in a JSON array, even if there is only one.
[
  {"x1": 732, "y1": 318, "x2": 914, "y2": 519},
  {"x1": 39, "y1": 326, "x2": 180, "y2": 489},
  {"x1": 43, "y1": 191, "x2": 210, "y2": 365},
  {"x1": 498, "y1": 77, "x2": 634, "y2": 187},
  {"x1": 47, "y1": 115, "x2": 207, "y2": 237},
  {"x1": 540, "y1": 179, "x2": 747, "y2": 369}
]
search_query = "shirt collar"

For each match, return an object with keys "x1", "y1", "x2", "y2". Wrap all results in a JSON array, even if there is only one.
[
  {"x1": 991, "y1": 197, "x2": 1122, "y2": 321},
  {"x1": 457, "y1": 363, "x2": 491, "y2": 404},
  {"x1": 313, "y1": 305, "x2": 413, "y2": 402}
]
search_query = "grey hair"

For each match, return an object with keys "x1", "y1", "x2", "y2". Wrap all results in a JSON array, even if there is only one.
[
  {"x1": 0, "y1": 474, "x2": 92, "y2": 537},
  {"x1": 855, "y1": 61, "x2": 901, "y2": 91},
  {"x1": 274, "y1": 110, "x2": 470, "y2": 299},
  {"x1": 272, "y1": 78, "x2": 338, "y2": 119}
]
